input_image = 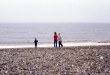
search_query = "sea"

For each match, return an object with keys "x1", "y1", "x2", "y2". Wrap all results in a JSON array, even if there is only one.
[{"x1": 0, "y1": 23, "x2": 110, "y2": 48}]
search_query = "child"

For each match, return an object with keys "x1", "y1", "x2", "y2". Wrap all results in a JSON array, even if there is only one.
[{"x1": 34, "y1": 38, "x2": 38, "y2": 48}]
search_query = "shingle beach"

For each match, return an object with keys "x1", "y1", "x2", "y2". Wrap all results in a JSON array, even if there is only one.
[{"x1": 0, "y1": 45, "x2": 110, "y2": 75}]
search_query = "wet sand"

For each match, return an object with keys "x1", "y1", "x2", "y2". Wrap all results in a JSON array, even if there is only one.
[{"x1": 0, "y1": 45, "x2": 110, "y2": 75}]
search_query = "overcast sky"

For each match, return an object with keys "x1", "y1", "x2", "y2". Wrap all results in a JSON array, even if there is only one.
[{"x1": 0, "y1": 0, "x2": 110, "y2": 23}]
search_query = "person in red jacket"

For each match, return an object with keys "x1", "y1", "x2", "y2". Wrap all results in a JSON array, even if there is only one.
[{"x1": 54, "y1": 32, "x2": 58, "y2": 47}]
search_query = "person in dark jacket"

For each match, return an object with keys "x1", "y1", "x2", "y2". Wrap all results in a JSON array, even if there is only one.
[
  {"x1": 54, "y1": 32, "x2": 58, "y2": 47},
  {"x1": 34, "y1": 38, "x2": 38, "y2": 48}
]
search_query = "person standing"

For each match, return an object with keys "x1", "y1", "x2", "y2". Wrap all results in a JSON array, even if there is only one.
[
  {"x1": 58, "y1": 33, "x2": 63, "y2": 47},
  {"x1": 54, "y1": 32, "x2": 58, "y2": 47},
  {"x1": 34, "y1": 38, "x2": 38, "y2": 48}
]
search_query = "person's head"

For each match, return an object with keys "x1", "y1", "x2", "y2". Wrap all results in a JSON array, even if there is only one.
[
  {"x1": 54, "y1": 32, "x2": 57, "y2": 35},
  {"x1": 58, "y1": 33, "x2": 60, "y2": 36}
]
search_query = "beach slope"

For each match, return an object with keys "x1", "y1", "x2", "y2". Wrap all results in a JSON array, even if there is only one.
[{"x1": 0, "y1": 46, "x2": 110, "y2": 75}]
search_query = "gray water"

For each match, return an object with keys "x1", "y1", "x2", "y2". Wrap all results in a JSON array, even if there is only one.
[{"x1": 0, "y1": 23, "x2": 110, "y2": 45}]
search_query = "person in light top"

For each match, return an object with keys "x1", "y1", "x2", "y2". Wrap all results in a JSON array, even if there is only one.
[{"x1": 58, "y1": 33, "x2": 63, "y2": 47}]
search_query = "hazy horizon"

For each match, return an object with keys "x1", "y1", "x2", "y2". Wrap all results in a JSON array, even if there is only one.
[{"x1": 0, "y1": 22, "x2": 110, "y2": 24}]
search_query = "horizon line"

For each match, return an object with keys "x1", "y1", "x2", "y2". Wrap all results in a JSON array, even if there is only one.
[{"x1": 0, "y1": 22, "x2": 110, "y2": 24}]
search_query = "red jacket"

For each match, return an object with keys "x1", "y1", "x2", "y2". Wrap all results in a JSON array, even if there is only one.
[{"x1": 54, "y1": 34, "x2": 58, "y2": 41}]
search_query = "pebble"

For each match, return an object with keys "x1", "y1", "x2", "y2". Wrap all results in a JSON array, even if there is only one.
[{"x1": 100, "y1": 56, "x2": 104, "y2": 59}]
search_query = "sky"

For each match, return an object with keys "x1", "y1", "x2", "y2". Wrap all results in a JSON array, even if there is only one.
[{"x1": 0, "y1": 0, "x2": 110, "y2": 23}]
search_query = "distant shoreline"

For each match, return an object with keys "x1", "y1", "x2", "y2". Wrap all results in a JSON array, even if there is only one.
[{"x1": 0, "y1": 42, "x2": 110, "y2": 49}]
